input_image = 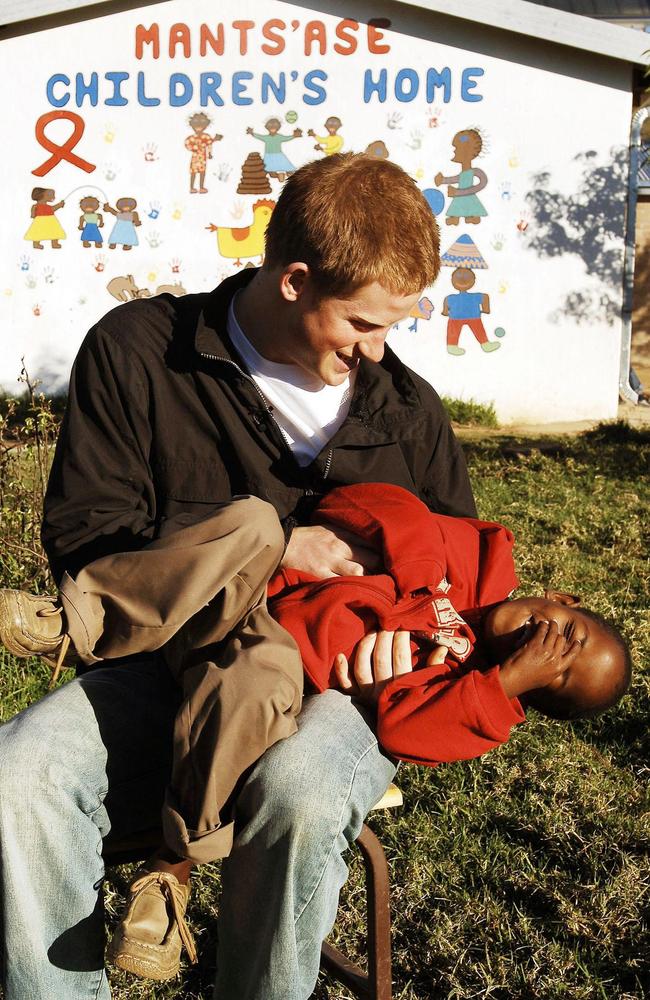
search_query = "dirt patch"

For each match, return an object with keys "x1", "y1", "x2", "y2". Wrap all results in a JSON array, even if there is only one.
[{"x1": 454, "y1": 398, "x2": 650, "y2": 439}]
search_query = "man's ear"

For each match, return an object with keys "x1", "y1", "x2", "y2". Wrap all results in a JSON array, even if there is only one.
[
  {"x1": 279, "y1": 263, "x2": 310, "y2": 303},
  {"x1": 544, "y1": 588, "x2": 582, "y2": 607}
]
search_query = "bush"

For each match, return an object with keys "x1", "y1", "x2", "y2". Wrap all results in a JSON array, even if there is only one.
[{"x1": 442, "y1": 395, "x2": 499, "y2": 427}]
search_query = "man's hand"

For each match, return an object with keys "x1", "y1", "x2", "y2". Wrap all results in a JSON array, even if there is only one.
[
  {"x1": 334, "y1": 630, "x2": 413, "y2": 704},
  {"x1": 499, "y1": 619, "x2": 582, "y2": 699},
  {"x1": 281, "y1": 524, "x2": 382, "y2": 578}
]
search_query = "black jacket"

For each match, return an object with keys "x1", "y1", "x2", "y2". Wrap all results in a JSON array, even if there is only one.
[{"x1": 43, "y1": 269, "x2": 476, "y2": 583}]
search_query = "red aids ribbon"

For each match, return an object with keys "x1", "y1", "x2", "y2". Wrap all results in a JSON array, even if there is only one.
[{"x1": 32, "y1": 111, "x2": 96, "y2": 177}]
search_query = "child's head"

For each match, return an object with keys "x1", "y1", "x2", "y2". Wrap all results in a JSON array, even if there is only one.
[
  {"x1": 452, "y1": 129, "x2": 482, "y2": 161},
  {"x1": 80, "y1": 196, "x2": 99, "y2": 212},
  {"x1": 482, "y1": 593, "x2": 631, "y2": 720},
  {"x1": 31, "y1": 187, "x2": 54, "y2": 202},
  {"x1": 116, "y1": 197, "x2": 137, "y2": 212},
  {"x1": 189, "y1": 112, "x2": 211, "y2": 132},
  {"x1": 263, "y1": 152, "x2": 440, "y2": 296},
  {"x1": 451, "y1": 267, "x2": 476, "y2": 292}
]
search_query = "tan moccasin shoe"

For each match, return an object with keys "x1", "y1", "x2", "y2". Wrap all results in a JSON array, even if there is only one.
[
  {"x1": 0, "y1": 590, "x2": 75, "y2": 686},
  {"x1": 107, "y1": 869, "x2": 197, "y2": 981}
]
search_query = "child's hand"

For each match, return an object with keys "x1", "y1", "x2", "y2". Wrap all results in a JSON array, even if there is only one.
[
  {"x1": 499, "y1": 619, "x2": 582, "y2": 699},
  {"x1": 334, "y1": 630, "x2": 412, "y2": 704}
]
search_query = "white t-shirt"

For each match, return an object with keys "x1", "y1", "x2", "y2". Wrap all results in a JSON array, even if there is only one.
[{"x1": 227, "y1": 294, "x2": 355, "y2": 467}]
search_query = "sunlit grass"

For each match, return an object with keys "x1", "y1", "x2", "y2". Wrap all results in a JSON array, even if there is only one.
[{"x1": 0, "y1": 415, "x2": 648, "y2": 1000}]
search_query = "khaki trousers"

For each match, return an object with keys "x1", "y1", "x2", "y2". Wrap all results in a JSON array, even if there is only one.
[{"x1": 58, "y1": 496, "x2": 303, "y2": 863}]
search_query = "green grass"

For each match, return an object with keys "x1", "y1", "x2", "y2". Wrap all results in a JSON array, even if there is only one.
[
  {"x1": 0, "y1": 421, "x2": 648, "y2": 1000},
  {"x1": 441, "y1": 396, "x2": 499, "y2": 428}
]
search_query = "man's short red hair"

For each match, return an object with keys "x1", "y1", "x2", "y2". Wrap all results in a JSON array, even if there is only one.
[{"x1": 264, "y1": 153, "x2": 440, "y2": 296}]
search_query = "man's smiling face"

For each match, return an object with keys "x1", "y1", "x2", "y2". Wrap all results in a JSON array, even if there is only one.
[{"x1": 278, "y1": 273, "x2": 421, "y2": 387}]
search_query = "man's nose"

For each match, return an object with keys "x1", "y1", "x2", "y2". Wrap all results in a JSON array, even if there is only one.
[{"x1": 357, "y1": 333, "x2": 386, "y2": 363}]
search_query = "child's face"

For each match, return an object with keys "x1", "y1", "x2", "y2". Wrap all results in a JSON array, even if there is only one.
[{"x1": 482, "y1": 597, "x2": 623, "y2": 716}]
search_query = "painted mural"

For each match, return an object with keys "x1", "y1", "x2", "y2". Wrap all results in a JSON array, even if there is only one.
[{"x1": 0, "y1": 0, "x2": 632, "y2": 421}]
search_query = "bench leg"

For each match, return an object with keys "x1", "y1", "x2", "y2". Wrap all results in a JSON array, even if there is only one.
[{"x1": 319, "y1": 822, "x2": 393, "y2": 1000}]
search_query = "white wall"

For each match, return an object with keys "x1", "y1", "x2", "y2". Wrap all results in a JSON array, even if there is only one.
[{"x1": 0, "y1": 0, "x2": 633, "y2": 422}]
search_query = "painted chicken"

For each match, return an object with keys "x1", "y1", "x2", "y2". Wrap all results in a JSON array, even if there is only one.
[{"x1": 207, "y1": 199, "x2": 275, "y2": 266}]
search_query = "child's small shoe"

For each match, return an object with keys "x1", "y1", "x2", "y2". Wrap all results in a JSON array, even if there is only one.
[{"x1": 107, "y1": 868, "x2": 197, "y2": 981}]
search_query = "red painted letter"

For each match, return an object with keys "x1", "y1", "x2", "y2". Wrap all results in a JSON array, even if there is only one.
[
  {"x1": 200, "y1": 23, "x2": 225, "y2": 57},
  {"x1": 135, "y1": 24, "x2": 159, "y2": 59},
  {"x1": 304, "y1": 21, "x2": 326, "y2": 56},
  {"x1": 262, "y1": 19, "x2": 286, "y2": 55},
  {"x1": 233, "y1": 20, "x2": 255, "y2": 56},
  {"x1": 334, "y1": 19, "x2": 358, "y2": 55},
  {"x1": 169, "y1": 23, "x2": 191, "y2": 58},
  {"x1": 368, "y1": 18, "x2": 391, "y2": 54}
]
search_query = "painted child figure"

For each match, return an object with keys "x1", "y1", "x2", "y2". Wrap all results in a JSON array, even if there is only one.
[
  {"x1": 269, "y1": 483, "x2": 631, "y2": 765},
  {"x1": 246, "y1": 118, "x2": 303, "y2": 181},
  {"x1": 103, "y1": 197, "x2": 142, "y2": 250},
  {"x1": 442, "y1": 266, "x2": 500, "y2": 355},
  {"x1": 184, "y1": 112, "x2": 223, "y2": 194},
  {"x1": 308, "y1": 116, "x2": 344, "y2": 156},
  {"x1": 24, "y1": 187, "x2": 66, "y2": 249},
  {"x1": 435, "y1": 128, "x2": 488, "y2": 225},
  {"x1": 78, "y1": 196, "x2": 104, "y2": 248}
]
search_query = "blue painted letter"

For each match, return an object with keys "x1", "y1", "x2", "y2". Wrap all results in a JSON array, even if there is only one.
[
  {"x1": 461, "y1": 67, "x2": 484, "y2": 102},
  {"x1": 232, "y1": 71, "x2": 254, "y2": 106},
  {"x1": 105, "y1": 72, "x2": 129, "y2": 107},
  {"x1": 170, "y1": 73, "x2": 193, "y2": 107},
  {"x1": 46, "y1": 74, "x2": 70, "y2": 108},
  {"x1": 364, "y1": 68, "x2": 387, "y2": 103},
  {"x1": 395, "y1": 68, "x2": 419, "y2": 103},
  {"x1": 426, "y1": 67, "x2": 451, "y2": 104},
  {"x1": 137, "y1": 71, "x2": 160, "y2": 106},
  {"x1": 200, "y1": 73, "x2": 224, "y2": 106},
  {"x1": 303, "y1": 70, "x2": 327, "y2": 105}
]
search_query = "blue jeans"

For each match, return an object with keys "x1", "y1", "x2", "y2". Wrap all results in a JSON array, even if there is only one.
[{"x1": 0, "y1": 661, "x2": 396, "y2": 1000}]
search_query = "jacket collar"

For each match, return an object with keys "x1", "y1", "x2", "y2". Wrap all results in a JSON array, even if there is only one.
[
  {"x1": 194, "y1": 268, "x2": 258, "y2": 360},
  {"x1": 194, "y1": 268, "x2": 421, "y2": 418}
]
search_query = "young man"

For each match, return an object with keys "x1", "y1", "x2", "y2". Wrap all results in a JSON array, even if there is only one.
[{"x1": 0, "y1": 154, "x2": 476, "y2": 999}]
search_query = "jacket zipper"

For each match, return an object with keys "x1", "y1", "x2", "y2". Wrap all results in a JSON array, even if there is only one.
[
  {"x1": 199, "y1": 351, "x2": 295, "y2": 456},
  {"x1": 201, "y1": 351, "x2": 335, "y2": 492}
]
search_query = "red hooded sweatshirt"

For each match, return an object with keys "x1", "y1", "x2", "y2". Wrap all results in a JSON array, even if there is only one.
[{"x1": 268, "y1": 483, "x2": 525, "y2": 767}]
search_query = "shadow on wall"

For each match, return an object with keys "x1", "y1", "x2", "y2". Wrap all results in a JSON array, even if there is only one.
[{"x1": 524, "y1": 147, "x2": 627, "y2": 326}]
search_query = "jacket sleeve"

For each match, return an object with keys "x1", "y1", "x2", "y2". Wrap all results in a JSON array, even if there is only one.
[
  {"x1": 411, "y1": 376, "x2": 477, "y2": 519},
  {"x1": 376, "y1": 662, "x2": 525, "y2": 766},
  {"x1": 42, "y1": 321, "x2": 156, "y2": 582}
]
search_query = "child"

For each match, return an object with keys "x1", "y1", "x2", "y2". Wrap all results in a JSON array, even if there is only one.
[{"x1": 268, "y1": 483, "x2": 631, "y2": 764}]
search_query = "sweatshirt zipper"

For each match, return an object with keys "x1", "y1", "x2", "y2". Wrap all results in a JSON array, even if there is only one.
[{"x1": 273, "y1": 575, "x2": 436, "y2": 613}]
